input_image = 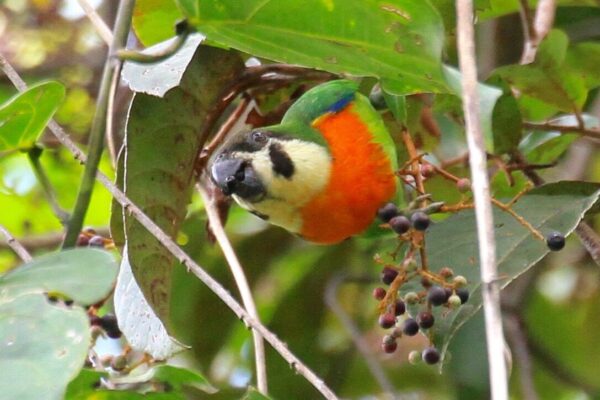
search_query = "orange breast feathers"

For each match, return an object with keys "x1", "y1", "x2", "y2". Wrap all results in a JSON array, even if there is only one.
[{"x1": 300, "y1": 105, "x2": 397, "y2": 244}]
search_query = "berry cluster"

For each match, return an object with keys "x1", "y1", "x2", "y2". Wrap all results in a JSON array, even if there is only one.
[{"x1": 76, "y1": 227, "x2": 113, "y2": 249}]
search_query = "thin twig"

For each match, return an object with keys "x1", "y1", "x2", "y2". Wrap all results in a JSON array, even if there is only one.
[
  {"x1": 105, "y1": 63, "x2": 121, "y2": 168},
  {"x1": 197, "y1": 180, "x2": 268, "y2": 395},
  {"x1": 77, "y1": 0, "x2": 113, "y2": 45},
  {"x1": 0, "y1": 228, "x2": 109, "y2": 251},
  {"x1": 522, "y1": 122, "x2": 600, "y2": 140},
  {"x1": 0, "y1": 224, "x2": 33, "y2": 262},
  {"x1": 505, "y1": 314, "x2": 539, "y2": 400},
  {"x1": 456, "y1": 1, "x2": 508, "y2": 399},
  {"x1": 324, "y1": 274, "x2": 396, "y2": 398},
  {"x1": 63, "y1": 0, "x2": 135, "y2": 248},
  {"x1": 28, "y1": 148, "x2": 71, "y2": 224},
  {"x1": 116, "y1": 31, "x2": 189, "y2": 63},
  {"x1": 0, "y1": 53, "x2": 339, "y2": 400},
  {"x1": 520, "y1": 0, "x2": 556, "y2": 64}
]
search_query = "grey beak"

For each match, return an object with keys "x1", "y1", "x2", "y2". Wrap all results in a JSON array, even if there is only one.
[{"x1": 210, "y1": 156, "x2": 265, "y2": 200}]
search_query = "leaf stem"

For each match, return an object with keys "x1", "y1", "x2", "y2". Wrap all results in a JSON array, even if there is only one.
[
  {"x1": 0, "y1": 224, "x2": 32, "y2": 262},
  {"x1": 197, "y1": 180, "x2": 268, "y2": 395},
  {"x1": 522, "y1": 122, "x2": 600, "y2": 141},
  {"x1": 456, "y1": 0, "x2": 508, "y2": 398},
  {"x1": 27, "y1": 147, "x2": 70, "y2": 224},
  {"x1": 62, "y1": 0, "x2": 134, "y2": 248}
]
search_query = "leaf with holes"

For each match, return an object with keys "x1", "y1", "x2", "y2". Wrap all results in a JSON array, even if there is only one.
[
  {"x1": 176, "y1": 0, "x2": 449, "y2": 95},
  {"x1": 0, "y1": 81, "x2": 65, "y2": 152}
]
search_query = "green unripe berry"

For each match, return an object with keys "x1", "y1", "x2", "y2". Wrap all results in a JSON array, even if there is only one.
[
  {"x1": 448, "y1": 294, "x2": 462, "y2": 309},
  {"x1": 404, "y1": 292, "x2": 419, "y2": 305},
  {"x1": 453, "y1": 275, "x2": 468, "y2": 287},
  {"x1": 408, "y1": 350, "x2": 421, "y2": 365}
]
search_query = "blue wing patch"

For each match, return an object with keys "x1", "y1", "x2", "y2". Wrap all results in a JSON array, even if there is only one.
[{"x1": 326, "y1": 93, "x2": 355, "y2": 113}]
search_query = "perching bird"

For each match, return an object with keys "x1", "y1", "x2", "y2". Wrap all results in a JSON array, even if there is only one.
[{"x1": 210, "y1": 79, "x2": 398, "y2": 244}]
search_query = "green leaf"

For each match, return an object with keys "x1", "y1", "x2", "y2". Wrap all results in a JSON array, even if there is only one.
[
  {"x1": 565, "y1": 41, "x2": 600, "y2": 90},
  {"x1": 132, "y1": 0, "x2": 184, "y2": 46},
  {"x1": 491, "y1": 93, "x2": 522, "y2": 154},
  {"x1": 0, "y1": 293, "x2": 90, "y2": 400},
  {"x1": 0, "y1": 81, "x2": 65, "y2": 152},
  {"x1": 151, "y1": 365, "x2": 216, "y2": 393},
  {"x1": 114, "y1": 44, "x2": 244, "y2": 322},
  {"x1": 382, "y1": 90, "x2": 407, "y2": 125},
  {"x1": 0, "y1": 248, "x2": 118, "y2": 305},
  {"x1": 414, "y1": 181, "x2": 600, "y2": 367},
  {"x1": 242, "y1": 387, "x2": 274, "y2": 400},
  {"x1": 493, "y1": 30, "x2": 588, "y2": 114},
  {"x1": 177, "y1": 0, "x2": 449, "y2": 95}
]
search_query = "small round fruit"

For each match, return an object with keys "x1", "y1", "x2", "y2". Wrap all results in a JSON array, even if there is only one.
[
  {"x1": 378, "y1": 313, "x2": 396, "y2": 329},
  {"x1": 88, "y1": 235, "x2": 105, "y2": 248},
  {"x1": 111, "y1": 355, "x2": 127, "y2": 371},
  {"x1": 456, "y1": 178, "x2": 471, "y2": 193},
  {"x1": 448, "y1": 294, "x2": 462, "y2": 309},
  {"x1": 402, "y1": 318, "x2": 419, "y2": 336},
  {"x1": 422, "y1": 347, "x2": 441, "y2": 364},
  {"x1": 456, "y1": 288, "x2": 470, "y2": 304},
  {"x1": 404, "y1": 292, "x2": 420, "y2": 305},
  {"x1": 408, "y1": 350, "x2": 421, "y2": 364},
  {"x1": 394, "y1": 300, "x2": 406, "y2": 316},
  {"x1": 421, "y1": 164, "x2": 436, "y2": 178},
  {"x1": 439, "y1": 267, "x2": 454, "y2": 278},
  {"x1": 381, "y1": 335, "x2": 397, "y2": 353},
  {"x1": 417, "y1": 311, "x2": 435, "y2": 329},
  {"x1": 420, "y1": 277, "x2": 432, "y2": 288},
  {"x1": 378, "y1": 203, "x2": 399, "y2": 223},
  {"x1": 453, "y1": 275, "x2": 468, "y2": 287},
  {"x1": 427, "y1": 286, "x2": 448, "y2": 306},
  {"x1": 381, "y1": 267, "x2": 399, "y2": 285},
  {"x1": 100, "y1": 314, "x2": 122, "y2": 339},
  {"x1": 389, "y1": 216, "x2": 411, "y2": 234},
  {"x1": 411, "y1": 212, "x2": 430, "y2": 231},
  {"x1": 546, "y1": 231, "x2": 565, "y2": 251},
  {"x1": 76, "y1": 234, "x2": 90, "y2": 247},
  {"x1": 373, "y1": 287, "x2": 386, "y2": 300}
]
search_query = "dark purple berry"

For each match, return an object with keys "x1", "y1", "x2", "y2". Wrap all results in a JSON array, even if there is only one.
[
  {"x1": 456, "y1": 288, "x2": 470, "y2": 304},
  {"x1": 417, "y1": 311, "x2": 435, "y2": 329},
  {"x1": 389, "y1": 215, "x2": 411, "y2": 234},
  {"x1": 88, "y1": 235, "x2": 105, "y2": 248},
  {"x1": 378, "y1": 203, "x2": 399, "y2": 223},
  {"x1": 76, "y1": 234, "x2": 90, "y2": 247},
  {"x1": 546, "y1": 231, "x2": 565, "y2": 251},
  {"x1": 90, "y1": 315, "x2": 102, "y2": 326},
  {"x1": 381, "y1": 335, "x2": 397, "y2": 353},
  {"x1": 402, "y1": 318, "x2": 419, "y2": 336},
  {"x1": 428, "y1": 286, "x2": 447, "y2": 306},
  {"x1": 373, "y1": 287, "x2": 386, "y2": 300},
  {"x1": 411, "y1": 212, "x2": 430, "y2": 231},
  {"x1": 394, "y1": 300, "x2": 406, "y2": 316},
  {"x1": 381, "y1": 267, "x2": 399, "y2": 285},
  {"x1": 378, "y1": 313, "x2": 396, "y2": 329},
  {"x1": 420, "y1": 277, "x2": 432, "y2": 288},
  {"x1": 422, "y1": 347, "x2": 441, "y2": 364},
  {"x1": 421, "y1": 164, "x2": 435, "y2": 178},
  {"x1": 100, "y1": 314, "x2": 122, "y2": 339}
]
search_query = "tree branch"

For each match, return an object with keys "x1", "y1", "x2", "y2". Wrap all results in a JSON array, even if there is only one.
[
  {"x1": 28, "y1": 148, "x2": 70, "y2": 224},
  {"x1": 197, "y1": 180, "x2": 268, "y2": 395},
  {"x1": 62, "y1": 0, "x2": 135, "y2": 248},
  {"x1": 456, "y1": 1, "x2": 508, "y2": 399},
  {"x1": 0, "y1": 53, "x2": 339, "y2": 400},
  {"x1": 522, "y1": 122, "x2": 600, "y2": 141},
  {"x1": 0, "y1": 224, "x2": 33, "y2": 262},
  {"x1": 76, "y1": 0, "x2": 113, "y2": 45},
  {"x1": 520, "y1": 0, "x2": 556, "y2": 64}
]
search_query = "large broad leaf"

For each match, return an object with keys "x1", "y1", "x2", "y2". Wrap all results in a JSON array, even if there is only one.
[
  {"x1": 493, "y1": 30, "x2": 588, "y2": 114},
  {"x1": 0, "y1": 293, "x2": 90, "y2": 400},
  {"x1": 177, "y1": 0, "x2": 450, "y2": 95},
  {"x1": 0, "y1": 248, "x2": 118, "y2": 305},
  {"x1": 132, "y1": 0, "x2": 184, "y2": 46},
  {"x1": 402, "y1": 181, "x2": 600, "y2": 368},
  {"x1": 0, "y1": 81, "x2": 65, "y2": 152},
  {"x1": 113, "y1": 43, "x2": 244, "y2": 323}
]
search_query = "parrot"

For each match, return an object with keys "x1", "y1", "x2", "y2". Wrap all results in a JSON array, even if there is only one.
[{"x1": 209, "y1": 79, "x2": 398, "y2": 244}]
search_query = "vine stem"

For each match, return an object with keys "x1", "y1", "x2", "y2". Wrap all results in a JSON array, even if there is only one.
[
  {"x1": 456, "y1": 0, "x2": 508, "y2": 399},
  {"x1": 0, "y1": 54, "x2": 339, "y2": 400},
  {"x1": 28, "y1": 148, "x2": 70, "y2": 224},
  {"x1": 76, "y1": 0, "x2": 113, "y2": 44},
  {"x1": 197, "y1": 181, "x2": 268, "y2": 395},
  {"x1": 62, "y1": 0, "x2": 135, "y2": 248},
  {"x1": 0, "y1": 224, "x2": 32, "y2": 262}
]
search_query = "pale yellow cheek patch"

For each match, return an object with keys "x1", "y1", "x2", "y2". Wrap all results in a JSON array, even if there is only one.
[{"x1": 231, "y1": 139, "x2": 332, "y2": 234}]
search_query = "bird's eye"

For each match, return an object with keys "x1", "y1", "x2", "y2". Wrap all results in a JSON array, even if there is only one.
[{"x1": 251, "y1": 131, "x2": 267, "y2": 144}]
